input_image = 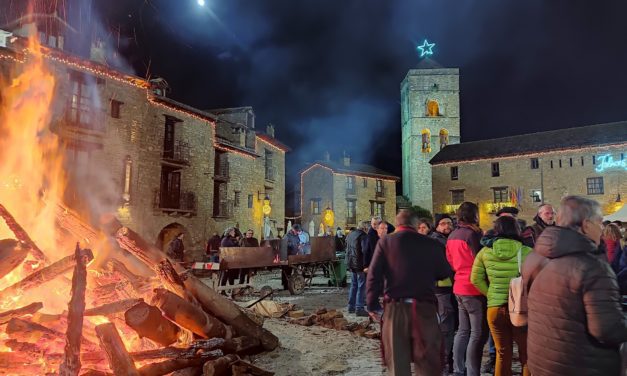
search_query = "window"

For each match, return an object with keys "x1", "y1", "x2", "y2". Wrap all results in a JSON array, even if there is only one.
[
  {"x1": 530, "y1": 158, "x2": 539, "y2": 169},
  {"x1": 310, "y1": 199, "x2": 321, "y2": 215},
  {"x1": 491, "y1": 162, "x2": 500, "y2": 177},
  {"x1": 558, "y1": 159, "x2": 562, "y2": 168},
  {"x1": 592, "y1": 155, "x2": 596, "y2": 165},
  {"x1": 247, "y1": 194, "x2": 253, "y2": 208},
  {"x1": 234, "y1": 191, "x2": 240, "y2": 207},
  {"x1": 586, "y1": 177, "x2": 604, "y2": 195},
  {"x1": 264, "y1": 149, "x2": 275, "y2": 181},
  {"x1": 622, "y1": 153, "x2": 624, "y2": 161},
  {"x1": 450, "y1": 166, "x2": 459, "y2": 180},
  {"x1": 426, "y1": 100, "x2": 440, "y2": 117},
  {"x1": 122, "y1": 156, "x2": 132, "y2": 203},
  {"x1": 439, "y1": 129, "x2": 449, "y2": 149},
  {"x1": 68, "y1": 71, "x2": 95, "y2": 128},
  {"x1": 110, "y1": 99, "x2": 122, "y2": 119},
  {"x1": 550, "y1": 160, "x2": 554, "y2": 169},
  {"x1": 346, "y1": 176, "x2": 355, "y2": 194},
  {"x1": 581, "y1": 156, "x2": 584, "y2": 166},
  {"x1": 451, "y1": 189, "x2": 465, "y2": 205},
  {"x1": 346, "y1": 200, "x2": 356, "y2": 223},
  {"x1": 363, "y1": 178, "x2": 367, "y2": 188},
  {"x1": 569, "y1": 158, "x2": 573, "y2": 167},
  {"x1": 370, "y1": 201, "x2": 385, "y2": 217},
  {"x1": 375, "y1": 179, "x2": 383, "y2": 193},
  {"x1": 493, "y1": 187, "x2": 509, "y2": 203},
  {"x1": 421, "y1": 129, "x2": 431, "y2": 153},
  {"x1": 531, "y1": 189, "x2": 542, "y2": 203}
]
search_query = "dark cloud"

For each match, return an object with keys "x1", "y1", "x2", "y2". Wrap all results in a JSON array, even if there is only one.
[{"x1": 91, "y1": 0, "x2": 627, "y2": 185}]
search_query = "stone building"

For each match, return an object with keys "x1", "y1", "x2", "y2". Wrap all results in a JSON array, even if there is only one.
[
  {"x1": 0, "y1": 16, "x2": 288, "y2": 259},
  {"x1": 301, "y1": 154, "x2": 399, "y2": 233},
  {"x1": 430, "y1": 122, "x2": 627, "y2": 229},
  {"x1": 401, "y1": 59, "x2": 460, "y2": 211}
]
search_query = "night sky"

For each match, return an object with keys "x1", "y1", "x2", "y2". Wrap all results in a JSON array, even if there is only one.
[{"x1": 31, "y1": 1, "x2": 627, "y2": 187}]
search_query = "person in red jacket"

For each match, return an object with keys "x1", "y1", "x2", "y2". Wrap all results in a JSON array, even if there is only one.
[
  {"x1": 603, "y1": 223, "x2": 622, "y2": 263},
  {"x1": 446, "y1": 202, "x2": 487, "y2": 376}
]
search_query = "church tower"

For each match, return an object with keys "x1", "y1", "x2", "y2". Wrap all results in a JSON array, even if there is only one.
[{"x1": 401, "y1": 58, "x2": 460, "y2": 212}]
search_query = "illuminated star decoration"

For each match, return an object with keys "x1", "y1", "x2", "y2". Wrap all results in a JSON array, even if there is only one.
[{"x1": 417, "y1": 39, "x2": 435, "y2": 58}]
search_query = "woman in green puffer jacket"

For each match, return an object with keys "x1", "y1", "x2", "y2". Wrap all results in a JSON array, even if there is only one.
[{"x1": 471, "y1": 216, "x2": 532, "y2": 376}]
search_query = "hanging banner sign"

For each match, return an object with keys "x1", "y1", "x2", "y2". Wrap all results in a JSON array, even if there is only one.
[{"x1": 595, "y1": 153, "x2": 627, "y2": 172}]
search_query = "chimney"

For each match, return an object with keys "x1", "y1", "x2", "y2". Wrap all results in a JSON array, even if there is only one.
[
  {"x1": 342, "y1": 151, "x2": 350, "y2": 167},
  {"x1": 266, "y1": 124, "x2": 275, "y2": 138}
]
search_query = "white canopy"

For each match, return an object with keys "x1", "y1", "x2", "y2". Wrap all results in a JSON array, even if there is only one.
[{"x1": 604, "y1": 204, "x2": 627, "y2": 222}]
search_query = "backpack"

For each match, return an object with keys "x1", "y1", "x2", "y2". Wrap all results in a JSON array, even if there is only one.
[
  {"x1": 508, "y1": 248, "x2": 527, "y2": 327},
  {"x1": 509, "y1": 250, "x2": 549, "y2": 327}
]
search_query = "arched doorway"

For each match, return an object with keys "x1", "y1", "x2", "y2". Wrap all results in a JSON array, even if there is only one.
[{"x1": 156, "y1": 223, "x2": 190, "y2": 254}]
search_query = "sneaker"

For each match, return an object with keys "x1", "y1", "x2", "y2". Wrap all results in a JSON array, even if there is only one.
[
  {"x1": 355, "y1": 309, "x2": 369, "y2": 317},
  {"x1": 481, "y1": 355, "x2": 496, "y2": 374}
]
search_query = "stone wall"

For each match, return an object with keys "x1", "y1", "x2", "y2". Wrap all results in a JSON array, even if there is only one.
[{"x1": 432, "y1": 146, "x2": 627, "y2": 229}]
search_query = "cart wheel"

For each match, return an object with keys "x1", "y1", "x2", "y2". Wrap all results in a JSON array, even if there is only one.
[
  {"x1": 288, "y1": 274, "x2": 306, "y2": 295},
  {"x1": 259, "y1": 285, "x2": 273, "y2": 297}
]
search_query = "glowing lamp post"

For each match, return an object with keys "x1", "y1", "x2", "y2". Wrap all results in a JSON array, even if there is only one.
[
  {"x1": 323, "y1": 207, "x2": 334, "y2": 228},
  {"x1": 262, "y1": 196, "x2": 272, "y2": 216}
]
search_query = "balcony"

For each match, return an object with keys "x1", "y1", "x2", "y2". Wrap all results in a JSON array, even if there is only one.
[
  {"x1": 265, "y1": 166, "x2": 276, "y2": 182},
  {"x1": 154, "y1": 189, "x2": 197, "y2": 217},
  {"x1": 375, "y1": 187, "x2": 386, "y2": 198},
  {"x1": 162, "y1": 140, "x2": 191, "y2": 166},
  {"x1": 346, "y1": 187, "x2": 356, "y2": 196},
  {"x1": 213, "y1": 199, "x2": 234, "y2": 219},
  {"x1": 214, "y1": 161, "x2": 230, "y2": 181}
]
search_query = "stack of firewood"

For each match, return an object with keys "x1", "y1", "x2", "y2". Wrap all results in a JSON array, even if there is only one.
[
  {"x1": 287, "y1": 307, "x2": 380, "y2": 339},
  {"x1": 0, "y1": 204, "x2": 278, "y2": 376}
]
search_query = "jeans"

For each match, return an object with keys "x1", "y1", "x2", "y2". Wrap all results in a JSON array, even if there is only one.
[
  {"x1": 347, "y1": 271, "x2": 366, "y2": 311},
  {"x1": 436, "y1": 293, "x2": 456, "y2": 369},
  {"x1": 453, "y1": 295, "x2": 488, "y2": 376},
  {"x1": 487, "y1": 305, "x2": 529, "y2": 376},
  {"x1": 382, "y1": 300, "x2": 442, "y2": 376}
]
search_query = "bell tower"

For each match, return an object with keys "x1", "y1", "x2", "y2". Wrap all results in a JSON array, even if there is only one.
[{"x1": 401, "y1": 55, "x2": 460, "y2": 212}]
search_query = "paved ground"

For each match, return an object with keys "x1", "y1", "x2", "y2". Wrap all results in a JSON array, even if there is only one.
[{"x1": 205, "y1": 270, "x2": 523, "y2": 375}]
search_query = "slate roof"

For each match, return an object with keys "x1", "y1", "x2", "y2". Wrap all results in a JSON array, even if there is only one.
[
  {"x1": 255, "y1": 133, "x2": 291, "y2": 152},
  {"x1": 430, "y1": 121, "x2": 627, "y2": 165},
  {"x1": 305, "y1": 160, "x2": 400, "y2": 180}
]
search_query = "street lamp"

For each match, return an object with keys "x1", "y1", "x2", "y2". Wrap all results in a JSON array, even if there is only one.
[{"x1": 323, "y1": 207, "x2": 334, "y2": 227}]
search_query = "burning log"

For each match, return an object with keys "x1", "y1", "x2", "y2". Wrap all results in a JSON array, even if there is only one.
[
  {"x1": 100, "y1": 217, "x2": 278, "y2": 351},
  {"x1": 0, "y1": 301, "x2": 43, "y2": 324},
  {"x1": 86, "y1": 298, "x2": 144, "y2": 317},
  {"x1": 152, "y1": 288, "x2": 228, "y2": 339},
  {"x1": 106, "y1": 258, "x2": 152, "y2": 289},
  {"x1": 222, "y1": 336, "x2": 262, "y2": 355},
  {"x1": 95, "y1": 322, "x2": 140, "y2": 376},
  {"x1": 0, "y1": 203, "x2": 48, "y2": 264},
  {"x1": 202, "y1": 354, "x2": 239, "y2": 376},
  {"x1": 124, "y1": 301, "x2": 180, "y2": 346},
  {"x1": 54, "y1": 202, "x2": 99, "y2": 246},
  {"x1": 0, "y1": 239, "x2": 29, "y2": 279},
  {"x1": 137, "y1": 349, "x2": 223, "y2": 376},
  {"x1": 130, "y1": 338, "x2": 224, "y2": 361},
  {"x1": 80, "y1": 370, "x2": 113, "y2": 376},
  {"x1": 0, "y1": 248, "x2": 94, "y2": 299},
  {"x1": 6, "y1": 317, "x2": 98, "y2": 350},
  {"x1": 60, "y1": 244, "x2": 90, "y2": 376}
]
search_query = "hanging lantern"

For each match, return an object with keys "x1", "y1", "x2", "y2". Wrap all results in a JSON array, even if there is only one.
[
  {"x1": 421, "y1": 129, "x2": 431, "y2": 153},
  {"x1": 262, "y1": 196, "x2": 272, "y2": 216},
  {"x1": 323, "y1": 207, "x2": 335, "y2": 227}
]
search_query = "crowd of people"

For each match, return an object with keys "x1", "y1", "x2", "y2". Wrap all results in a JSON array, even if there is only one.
[{"x1": 361, "y1": 196, "x2": 627, "y2": 376}]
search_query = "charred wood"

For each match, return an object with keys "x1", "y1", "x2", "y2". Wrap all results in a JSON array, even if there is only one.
[
  {"x1": 95, "y1": 322, "x2": 140, "y2": 376},
  {"x1": 137, "y1": 349, "x2": 223, "y2": 376},
  {"x1": 59, "y1": 244, "x2": 90, "y2": 376},
  {"x1": 124, "y1": 301, "x2": 180, "y2": 346},
  {"x1": 86, "y1": 298, "x2": 144, "y2": 317},
  {"x1": 152, "y1": 288, "x2": 227, "y2": 339},
  {"x1": 0, "y1": 301, "x2": 43, "y2": 324},
  {"x1": 6, "y1": 317, "x2": 98, "y2": 351},
  {"x1": 0, "y1": 203, "x2": 48, "y2": 264},
  {"x1": 221, "y1": 336, "x2": 262, "y2": 355},
  {"x1": 0, "y1": 248, "x2": 94, "y2": 298},
  {"x1": 0, "y1": 239, "x2": 29, "y2": 279},
  {"x1": 129, "y1": 338, "x2": 224, "y2": 361},
  {"x1": 202, "y1": 354, "x2": 239, "y2": 376}
]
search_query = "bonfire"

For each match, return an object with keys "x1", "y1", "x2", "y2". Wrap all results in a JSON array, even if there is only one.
[{"x1": 0, "y1": 34, "x2": 276, "y2": 376}]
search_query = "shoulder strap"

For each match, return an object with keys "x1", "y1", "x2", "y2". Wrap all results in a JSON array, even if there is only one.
[{"x1": 516, "y1": 247, "x2": 522, "y2": 276}]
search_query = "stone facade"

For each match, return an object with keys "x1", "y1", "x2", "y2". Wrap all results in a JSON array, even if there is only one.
[
  {"x1": 432, "y1": 145, "x2": 627, "y2": 229},
  {"x1": 301, "y1": 159, "x2": 398, "y2": 233},
  {"x1": 401, "y1": 65, "x2": 460, "y2": 212},
  {"x1": 0, "y1": 36, "x2": 287, "y2": 260}
]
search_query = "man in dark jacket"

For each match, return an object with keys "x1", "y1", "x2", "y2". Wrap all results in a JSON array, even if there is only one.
[
  {"x1": 167, "y1": 233, "x2": 185, "y2": 261},
  {"x1": 522, "y1": 196, "x2": 627, "y2": 376},
  {"x1": 367, "y1": 211, "x2": 452, "y2": 376},
  {"x1": 521, "y1": 204, "x2": 555, "y2": 247},
  {"x1": 346, "y1": 221, "x2": 369, "y2": 316}
]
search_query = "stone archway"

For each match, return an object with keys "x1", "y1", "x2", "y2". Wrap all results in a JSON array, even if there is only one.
[{"x1": 156, "y1": 223, "x2": 190, "y2": 255}]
